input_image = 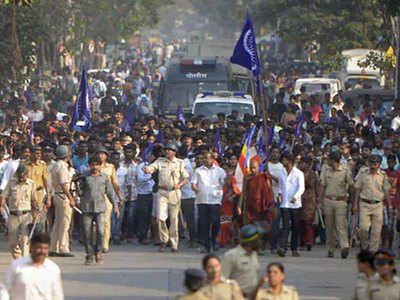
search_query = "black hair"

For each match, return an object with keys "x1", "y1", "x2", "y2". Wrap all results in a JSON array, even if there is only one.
[
  {"x1": 31, "y1": 233, "x2": 51, "y2": 245},
  {"x1": 184, "y1": 276, "x2": 204, "y2": 292},
  {"x1": 89, "y1": 156, "x2": 102, "y2": 165},
  {"x1": 329, "y1": 151, "x2": 341, "y2": 163},
  {"x1": 357, "y1": 250, "x2": 375, "y2": 268},
  {"x1": 202, "y1": 254, "x2": 220, "y2": 270},
  {"x1": 281, "y1": 152, "x2": 294, "y2": 163},
  {"x1": 267, "y1": 262, "x2": 285, "y2": 273}
]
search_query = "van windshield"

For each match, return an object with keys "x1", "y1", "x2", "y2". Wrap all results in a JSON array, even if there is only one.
[{"x1": 194, "y1": 102, "x2": 254, "y2": 119}]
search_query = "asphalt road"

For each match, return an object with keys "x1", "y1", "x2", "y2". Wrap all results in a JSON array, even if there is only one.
[{"x1": 0, "y1": 238, "x2": 360, "y2": 300}]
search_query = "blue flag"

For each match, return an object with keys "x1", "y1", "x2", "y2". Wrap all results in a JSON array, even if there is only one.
[
  {"x1": 295, "y1": 114, "x2": 304, "y2": 138},
  {"x1": 213, "y1": 130, "x2": 223, "y2": 157},
  {"x1": 177, "y1": 106, "x2": 185, "y2": 126},
  {"x1": 121, "y1": 102, "x2": 136, "y2": 132},
  {"x1": 141, "y1": 142, "x2": 155, "y2": 162},
  {"x1": 71, "y1": 66, "x2": 91, "y2": 132},
  {"x1": 278, "y1": 135, "x2": 286, "y2": 151},
  {"x1": 369, "y1": 115, "x2": 377, "y2": 135},
  {"x1": 155, "y1": 131, "x2": 163, "y2": 143},
  {"x1": 231, "y1": 9, "x2": 261, "y2": 91}
]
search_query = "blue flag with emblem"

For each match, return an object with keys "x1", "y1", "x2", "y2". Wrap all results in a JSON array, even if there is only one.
[
  {"x1": 231, "y1": 9, "x2": 261, "y2": 91},
  {"x1": 71, "y1": 66, "x2": 91, "y2": 132},
  {"x1": 212, "y1": 129, "x2": 223, "y2": 157},
  {"x1": 177, "y1": 106, "x2": 185, "y2": 126}
]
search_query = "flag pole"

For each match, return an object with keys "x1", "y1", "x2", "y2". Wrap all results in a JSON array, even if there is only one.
[{"x1": 258, "y1": 74, "x2": 269, "y2": 167}]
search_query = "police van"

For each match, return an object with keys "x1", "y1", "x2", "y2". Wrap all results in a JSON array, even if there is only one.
[
  {"x1": 159, "y1": 57, "x2": 252, "y2": 115},
  {"x1": 192, "y1": 91, "x2": 256, "y2": 120}
]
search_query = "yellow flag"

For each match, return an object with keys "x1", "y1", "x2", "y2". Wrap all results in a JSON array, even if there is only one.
[{"x1": 384, "y1": 46, "x2": 396, "y2": 67}]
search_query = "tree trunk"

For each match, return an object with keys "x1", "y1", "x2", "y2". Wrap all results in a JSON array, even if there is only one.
[{"x1": 11, "y1": 0, "x2": 22, "y2": 70}]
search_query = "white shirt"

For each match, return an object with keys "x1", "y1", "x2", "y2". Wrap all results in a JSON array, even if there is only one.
[
  {"x1": 192, "y1": 165, "x2": 226, "y2": 205},
  {"x1": 267, "y1": 162, "x2": 286, "y2": 201},
  {"x1": 0, "y1": 159, "x2": 20, "y2": 191},
  {"x1": 391, "y1": 116, "x2": 400, "y2": 131},
  {"x1": 27, "y1": 110, "x2": 44, "y2": 122},
  {"x1": 279, "y1": 166, "x2": 305, "y2": 209},
  {"x1": 119, "y1": 161, "x2": 137, "y2": 201},
  {"x1": 181, "y1": 158, "x2": 196, "y2": 199},
  {"x1": 4, "y1": 256, "x2": 64, "y2": 300}
]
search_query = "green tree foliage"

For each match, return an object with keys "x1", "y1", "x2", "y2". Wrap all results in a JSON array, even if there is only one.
[{"x1": 0, "y1": 0, "x2": 169, "y2": 86}]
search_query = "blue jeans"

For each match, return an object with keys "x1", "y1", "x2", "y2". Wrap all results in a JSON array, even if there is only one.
[
  {"x1": 125, "y1": 201, "x2": 137, "y2": 238},
  {"x1": 270, "y1": 204, "x2": 281, "y2": 250},
  {"x1": 111, "y1": 204, "x2": 126, "y2": 241},
  {"x1": 82, "y1": 212, "x2": 105, "y2": 258}
]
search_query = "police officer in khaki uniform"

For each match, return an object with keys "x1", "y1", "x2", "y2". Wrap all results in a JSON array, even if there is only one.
[
  {"x1": 354, "y1": 155, "x2": 391, "y2": 253},
  {"x1": 49, "y1": 145, "x2": 75, "y2": 257},
  {"x1": 0, "y1": 165, "x2": 37, "y2": 259},
  {"x1": 201, "y1": 254, "x2": 244, "y2": 300},
  {"x1": 143, "y1": 143, "x2": 189, "y2": 252},
  {"x1": 252, "y1": 262, "x2": 299, "y2": 300},
  {"x1": 26, "y1": 146, "x2": 51, "y2": 233},
  {"x1": 367, "y1": 250, "x2": 400, "y2": 300},
  {"x1": 222, "y1": 225, "x2": 260, "y2": 298},
  {"x1": 320, "y1": 151, "x2": 354, "y2": 258}
]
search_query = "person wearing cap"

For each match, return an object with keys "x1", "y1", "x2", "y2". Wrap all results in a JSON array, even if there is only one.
[
  {"x1": 319, "y1": 151, "x2": 354, "y2": 258},
  {"x1": 221, "y1": 224, "x2": 260, "y2": 299},
  {"x1": 49, "y1": 145, "x2": 75, "y2": 257},
  {"x1": 192, "y1": 152, "x2": 226, "y2": 253},
  {"x1": 366, "y1": 250, "x2": 400, "y2": 300},
  {"x1": 25, "y1": 146, "x2": 51, "y2": 234},
  {"x1": 175, "y1": 269, "x2": 209, "y2": 300},
  {"x1": 143, "y1": 143, "x2": 189, "y2": 252},
  {"x1": 0, "y1": 165, "x2": 37, "y2": 258},
  {"x1": 96, "y1": 145, "x2": 123, "y2": 253},
  {"x1": 354, "y1": 154, "x2": 391, "y2": 253}
]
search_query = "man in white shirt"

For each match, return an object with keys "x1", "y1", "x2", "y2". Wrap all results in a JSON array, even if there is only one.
[
  {"x1": 4, "y1": 233, "x2": 64, "y2": 300},
  {"x1": 180, "y1": 151, "x2": 197, "y2": 247},
  {"x1": 192, "y1": 152, "x2": 226, "y2": 253},
  {"x1": 26, "y1": 102, "x2": 44, "y2": 122},
  {"x1": 0, "y1": 145, "x2": 22, "y2": 193},
  {"x1": 277, "y1": 152, "x2": 305, "y2": 257},
  {"x1": 268, "y1": 146, "x2": 286, "y2": 252}
]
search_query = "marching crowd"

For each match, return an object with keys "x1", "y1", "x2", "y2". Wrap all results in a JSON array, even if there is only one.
[{"x1": 0, "y1": 40, "x2": 400, "y2": 299}]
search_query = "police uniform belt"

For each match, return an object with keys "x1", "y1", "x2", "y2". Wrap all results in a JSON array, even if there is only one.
[
  {"x1": 10, "y1": 210, "x2": 31, "y2": 216},
  {"x1": 159, "y1": 186, "x2": 175, "y2": 191},
  {"x1": 361, "y1": 198, "x2": 380, "y2": 204}
]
